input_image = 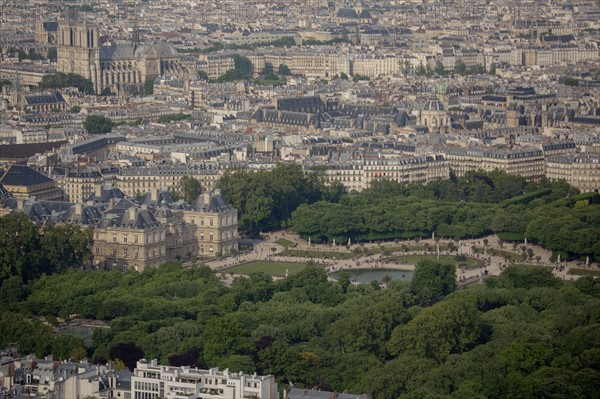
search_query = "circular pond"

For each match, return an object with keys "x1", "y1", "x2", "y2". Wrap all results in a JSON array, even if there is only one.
[{"x1": 330, "y1": 268, "x2": 413, "y2": 284}]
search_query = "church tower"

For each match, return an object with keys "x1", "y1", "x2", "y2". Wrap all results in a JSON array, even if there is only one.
[{"x1": 57, "y1": 8, "x2": 101, "y2": 94}]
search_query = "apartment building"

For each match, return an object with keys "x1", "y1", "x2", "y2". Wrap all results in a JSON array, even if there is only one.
[
  {"x1": 546, "y1": 153, "x2": 600, "y2": 193},
  {"x1": 363, "y1": 155, "x2": 450, "y2": 188},
  {"x1": 442, "y1": 146, "x2": 546, "y2": 180},
  {"x1": 131, "y1": 359, "x2": 278, "y2": 399},
  {"x1": 197, "y1": 54, "x2": 235, "y2": 80},
  {"x1": 317, "y1": 155, "x2": 449, "y2": 192},
  {"x1": 324, "y1": 163, "x2": 365, "y2": 192},
  {"x1": 52, "y1": 168, "x2": 104, "y2": 202},
  {"x1": 115, "y1": 166, "x2": 222, "y2": 197},
  {"x1": 350, "y1": 55, "x2": 400, "y2": 79}
]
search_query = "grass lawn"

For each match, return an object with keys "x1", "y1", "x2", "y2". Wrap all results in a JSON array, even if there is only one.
[
  {"x1": 275, "y1": 237, "x2": 295, "y2": 248},
  {"x1": 386, "y1": 254, "x2": 478, "y2": 267},
  {"x1": 61, "y1": 325, "x2": 101, "y2": 346},
  {"x1": 226, "y1": 261, "x2": 308, "y2": 276},
  {"x1": 464, "y1": 283, "x2": 487, "y2": 290},
  {"x1": 568, "y1": 268, "x2": 600, "y2": 277},
  {"x1": 512, "y1": 263, "x2": 552, "y2": 269},
  {"x1": 488, "y1": 248, "x2": 523, "y2": 261},
  {"x1": 285, "y1": 249, "x2": 354, "y2": 260}
]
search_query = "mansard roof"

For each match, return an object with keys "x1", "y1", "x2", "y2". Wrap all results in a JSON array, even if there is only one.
[
  {"x1": 25, "y1": 91, "x2": 65, "y2": 105},
  {"x1": 140, "y1": 189, "x2": 178, "y2": 207},
  {"x1": 2, "y1": 199, "x2": 74, "y2": 222},
  {"x1": 251, "y1": 108, "x2": 314, "y2": 127},
  {"x1": 0, "y1": 142, "x2": 67, "y2": 161},
  {"x1": 97, "y1": 206, "x2": 160, "y2": 229},
  {"x1": 0, "y1": 165, "x2": 53, "y2": 187},
  {"x1": 85, "y1": 187, "x2": 126, "y2": 203},
  {"x1": 192, "y1": 190, "x2": 233, "y2": 213},
  {"x1": 49, "y1": 203, "x2": 103, "y2": 225}
]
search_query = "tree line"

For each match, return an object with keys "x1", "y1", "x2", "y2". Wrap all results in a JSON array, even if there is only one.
[
  {"x1": 1, "y1": 260, "x2": 598, "y2": 399},
  {"x1": 216, "y1": 166, "x2": 598, "y2": 261},
  {"x1": 0, "y1": 213, "x2": 92, "y2": 285},
  {"x1": 216, "y1": 164, "x2": 345, "y2": 235},
  {"x1": 39, "y1": 72, "x2": 95, "y2": 94},
  {"x1": 289, "y1": 172, "x2": 600, "y2": 261}
]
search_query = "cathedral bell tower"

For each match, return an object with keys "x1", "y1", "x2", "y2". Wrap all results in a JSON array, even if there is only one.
[{"x1": 57, "y1": 7, "x2": 101, "y2": 94}]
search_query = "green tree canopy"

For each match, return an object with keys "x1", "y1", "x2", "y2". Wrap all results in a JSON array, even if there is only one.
[
  {"x1": 179, "y1": 176, "x2": 203, "y2": 203},
  {"x1": 84, "y1": 115, "x2": 113, "y2": 134},
  {"x1": 455, "y1": 59, "x2": 467, "y2": 75},
  {"x1": 410, "y1": 259, "x2": 456, "y2": 304},
  {"x1": 197, "y1": 70, "x2": 209, "y2": 81},
  {"x1": 435, "y1": 60, "x2": 445, "y2": 75},
  {"x1": 47, "y1": 47, "x2": 57, "y2": 62},
  {"x1": 233, "y1": 54, "x2": 253, "y2": 76},
  {"x1": 278, "y1": 64, "x2": 291, "y2": 75},
  {"x1": 144, "y1": 78, "x2": 154, "y2": 95},
  {"x1": 216, "y1": 69, "x2": 250, "y2": 83},
  {"x1": 39, "y1": 72, "x2": 95, "y2": 94},
  {"x1": 217, "y1": 163, "x2": 329, "y2": 234},
  {"x1": 0, "y1": 213, "x2": 43, "y2": 283},
  {"x1": 388, "y1": 297, "x2": 484, "y2": 363}
]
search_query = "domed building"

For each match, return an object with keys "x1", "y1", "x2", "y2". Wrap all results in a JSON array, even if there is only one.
[
  {"x1": 336, "y1": 0, "x2": 374, "y2": 24},
  {"x1": 419, "y1": 100, "x2": 448, "y2": 131}
]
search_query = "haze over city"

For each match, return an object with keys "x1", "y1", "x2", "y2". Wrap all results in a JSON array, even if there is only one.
[{"x1": 0, "y1": 0, "x2": 599, "y2": 398}]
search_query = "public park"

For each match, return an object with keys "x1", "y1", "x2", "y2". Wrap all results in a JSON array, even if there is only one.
[
  {"x1": 1, "y1": 167, "x2": 600, "y2": 399},
  {"x1": 208, "y1": 230, "x2": 598, "y2": 288}
]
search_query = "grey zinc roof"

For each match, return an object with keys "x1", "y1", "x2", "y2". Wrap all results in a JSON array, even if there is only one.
[
  {"x1": 85, "y1": 187, "x2": 126, "y2": 203},
  {"x1": 48, "y1": 203, "x2": 104, "y2": 225},
  {"x1": 100, "y1": 45, "x2": 135, "y2": 60},
  {"x1": 100, "y1": 43, "x2": 179, "y2": 61},
  {"x1": 98, "y1": 206, "x2": 160, "y2": 229},
  {"x1": 193, "y1": 190, "x2": 233, "y2": 212},
  {"x1": 140, "y1": 190, "x2": 177, "y2": 206},
  {"x1": 0, "y1": 165, "x2": 53, "y2": 186},
  {"x1": 25, "y1": 91, "x2": 65, "y2": 105},
  {"x1": 336, "y1": 8, "x2": 359, "y2": 18},
  {"x1": 1, "y1": 199, "x2": 75, "y2": 222},
  {"x1": 424, "y1": 100, "x2": 444, "y2": 111}
]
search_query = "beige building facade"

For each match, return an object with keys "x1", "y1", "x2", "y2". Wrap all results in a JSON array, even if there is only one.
[
  {"x1": 92, "y1": 205, "x2": 169, "y2": 271},
  {"x1": 91, "y1": 189, "x2": 238, "y2": 270},
  {"x1": 443, "y1": 146, "x2": 546, "y2": 180},
  {"x1": 547, "y1": 153, "x2": 600, "y2": 193},
  {"x1": 182, "y1": 190, "x2": 239, "y2": 258},
  {"x1": 115, "y1": 167, "x2": 221, "y2": 197}
]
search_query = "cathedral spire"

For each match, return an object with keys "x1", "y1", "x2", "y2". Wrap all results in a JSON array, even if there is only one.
[
  {"x1": 132, "y1": 20, "x2": 139, "y2": 51},
  {"x1": 132, "y1": 4, "x2": 140, "y2": 51}
]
